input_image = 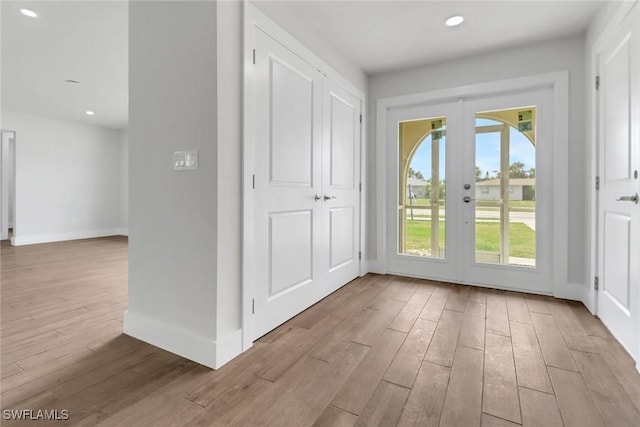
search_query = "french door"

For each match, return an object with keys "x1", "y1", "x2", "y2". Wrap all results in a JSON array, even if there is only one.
[
  {"x1": 387, "y1": 88, "x2": 553, "y2": 294},
  {"x1": 251, "y1": 28, "x2": 361, "y2": 339}
]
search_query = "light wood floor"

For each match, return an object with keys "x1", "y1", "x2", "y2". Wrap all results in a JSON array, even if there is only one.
[{"x1": 2, "y1": 237, "x2": 640, "y2": 426}]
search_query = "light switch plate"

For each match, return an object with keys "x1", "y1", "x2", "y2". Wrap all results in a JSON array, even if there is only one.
[{"x1": 173, "y1": 150, "x2": 198, "y2": 171}]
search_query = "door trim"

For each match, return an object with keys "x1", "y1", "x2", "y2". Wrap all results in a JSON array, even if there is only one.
[
  {"x1": 242, "y1": 3, "x2": 366, "y2": 351},
  {"x1": 376, "y1": 72, "x2": 569, "y2": 297}
]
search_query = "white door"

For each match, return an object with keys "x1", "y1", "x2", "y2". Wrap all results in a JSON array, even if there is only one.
[
  {"x1": 386, "y1": 101, "x2": 460, "y2": 281},
  {"x1": 597, "y1": 3, "x2": 640, "y2": 365},
  {"x1": 461, "y1": 89, "x2": 553, "y2": 293},
  {"x1": 251, "y1": 29, "x2": 361, "y2": 339},
  {"x1": 252, "y1": 30, "x2": 324, "y2": 339},
  {"x1": 387, "y1": 87, "x2": 554, "y2": 294},
  {"x1": 322, "y1": 80, "x2": 361, "y2": 293}
]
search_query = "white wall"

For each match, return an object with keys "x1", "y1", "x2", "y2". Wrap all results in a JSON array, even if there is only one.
[
  {"x1": 125, "y1": 1, "x2": 220, "y2": 368},
  {"x1": 250, "y1": 1, "x2": 367, "y2": 93},
  {"x1": 215, "y1": 1, "x2": 243, "y2": 359},
  {"x1": 367, "y1": 35, "x2": 587, "y2": 288},
  {"x1": 126, "y1": 0, "x2": 367, "y2": 368},
  {"x1": 1, "y1": 110, "x2": 127, "y2": 245}
]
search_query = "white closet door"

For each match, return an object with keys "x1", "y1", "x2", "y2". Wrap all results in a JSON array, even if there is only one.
[
  {"x1": 322, "y1": 80, "x2": 361, "y2": 293},
  {"x1": 252, "y1": 29, "x2": 324, "y2": 339}
]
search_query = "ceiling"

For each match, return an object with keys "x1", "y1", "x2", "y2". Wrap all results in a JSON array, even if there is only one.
[
  {"x1": 1, "y1": 1, "x2": 128, "y2": 129},
  {"x1": 1, "y1": 1, "x2": 607, "y2": 130},
  {"x1": 255, "y1": 0, "x2": 608, "y2": 75}
]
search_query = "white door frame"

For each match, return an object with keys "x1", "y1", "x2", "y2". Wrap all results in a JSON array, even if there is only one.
[
  {"x1": 376, "y1": 72, "x2": 569, "y2": 297},
  {"x1": 1, "y1": 130, "x2": 17, "y2": 243},
  {"x1": 241, "y1": 3, "x2": 367, "y2": 351}
]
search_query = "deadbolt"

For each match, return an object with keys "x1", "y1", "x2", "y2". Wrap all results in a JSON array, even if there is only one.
[{"x1": 463, "y1": 183, "x2": 471, "y2": 190}]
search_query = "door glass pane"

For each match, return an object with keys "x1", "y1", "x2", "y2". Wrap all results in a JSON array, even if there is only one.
[
  {"x1": 398, "y1": 117, "x2": 446, "y2": 258},
  {"x1": 475, "y1": 107, "x2": 536, "y2": 266}
]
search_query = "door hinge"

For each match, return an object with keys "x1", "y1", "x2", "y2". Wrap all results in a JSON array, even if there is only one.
[
  {"x1": 252, "y1": 174, "x2": 255, "y2": 189},
  {"x1": 358, "y1": 251, "x2": 362, "y2": 260},
  {"x1": 595, "y1": 176, "x2": 600, "y2": 191},
  {"x1": 252, "y1": 298, "x2": 255, "y2": 314},
  {"x1": 594, "y1": 276, "x2": 599, "y2": 291},
  {"x1": 595, "y1": 75, "x2": 600, "y2": 91},
  {"x1": 359, "y1": 182, "x2": 362, "y2": 192},
  {"x1": 252, "y1": 49, "x2": 256, "y2": 65},
  {"x1": 359, "y1": 114, "x2": 362, "y2": 124}
]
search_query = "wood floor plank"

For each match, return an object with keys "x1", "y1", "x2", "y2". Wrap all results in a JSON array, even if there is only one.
[
  {"x1": 384, "y1": 318, "x2": 437, "y2": 388},
  {"x1": 518, "y1": 387, "x2": 563, "y2": 427},
  {"x1": 547, "y1": 366, "x2": 605, "y2": 427},
  {"x1": 468, "y1": 287, "x2": 489, "y2": 304},
  {"x1": 424, "y1": 309, "x2": 464, "y2": 367},
  {"x1": 571, "y1": 349, "x2": 640, "y2": 426},
  {"x1": 388, "y1": 292, "x2": 429, "y2": 333},
  {"x1": 505, "y1": 292, "x2": 532, "y2": 324},
  {"x1": 445, "y1": 285, "x2": 470, "y2": 312},
  {"x1": 3, "y1": 238, "x2": 639, "y2": 427},
  {"x1": 184, "y1": 372, "x2": 274, "y2": 426},
  {"x1": 355, "y1": 380, "x2": 409, "y2": 427},
  {"x1": 510, "y1": 321, "x2": 553, "y2": 394},
  {"x1": 486, "y1": 292, "x2": 511, "y2": 337},
  {"x1": 397, "y1": 361, "x2": 450, "y2": 427},
  {"x1": 591, "y1": 335, "x2": 640, "y2": 413},
  {"x1": 419, "y1": 285, "x2": 451, "y2": 322},
  {"x1": 349, "y1": 301, "x2": 404, "y2": 347},
  {"x1": 546, "y1": 301, "x2": 596, "y2": 353},
  {"x1": 567, "y1": 302, "x2": 611, "y2": 338},
  {"x1": 440, "y1": 345, "x2": 484, "y2": 427},
  {"x1": 483, "y1": 333, "x2": 521, "y2": 424},
  {"x1": 0, "y1": 362, "x2": 23, "y2": 380},
  {"x1": 523, "y1": 294, "x2": 551, "y2": 315},
  {"x1": 254, "y1": 315, "x2": 342, "y2": 382},
  {"x1": 459, "y1": 301, "x2": 486, "y2": 350},
  {"x1": 331, "y1": 329, "x2": 406, "y2": 415},
  {"x1": 481, "y1": 413, "x2": 521, "y2": 427},
  {"x1": 312, "y1": 405, "x2": 358, "y2": 427},
  {"x1": 530, "y1": 312, "x2": 577, "y2": 372}
]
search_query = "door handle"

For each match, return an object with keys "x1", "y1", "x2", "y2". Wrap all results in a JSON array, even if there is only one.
[
  {"x1": 314, "y1": 194, "x2": 322, "y2": 202},
  {"x1": 617, "y1": 193, "x2": 639, "y2": 204},
  {"x1": 323, "y1": 195, "x2": 336, "y2": 201},
  {"x1": 463, "y1": 196, "x2": 476, "y2": 203}
]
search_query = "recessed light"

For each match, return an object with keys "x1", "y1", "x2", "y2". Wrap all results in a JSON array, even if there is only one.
[
  {"x1": 446, "y1": 15, "x2": 464, "y2": 27},
  {"x1": 86, "y1": 111, "x2": 95, "y2": 116},
  {"x1": 20, "y1": 8, "x2": 38, "y2": 18},
  {"x1": 65, "y1": 80, "x2": 81, "y2": 85}
]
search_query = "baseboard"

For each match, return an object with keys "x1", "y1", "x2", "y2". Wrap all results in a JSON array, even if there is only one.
[
  {"x1": 124, "y1": 310, "x2": 218, "y2": 369},
  {"x1": 365, "y1": 260, "x2": 387, "y2": 275},
  {"x1": 554, "y1": 281, "x2": 589, "y2": 305},
  {"x1": 12, "y1": 228, "x2": 127, "y2": 246},
  {"x1": 214, "y1": 328, "x2": 244, "y2": 368},
  {"x1": 123, "y1": 310, "x2": 244, "y2": 369}
]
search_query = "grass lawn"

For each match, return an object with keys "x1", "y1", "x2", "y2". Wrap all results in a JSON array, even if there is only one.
[{"x1": 405, "y1": 220, "x2": 535, "y2": 259}]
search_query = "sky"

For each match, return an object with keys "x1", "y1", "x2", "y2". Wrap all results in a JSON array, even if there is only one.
[{"x1": 409, "y1": 119, "x2": 535, "y2": 181}]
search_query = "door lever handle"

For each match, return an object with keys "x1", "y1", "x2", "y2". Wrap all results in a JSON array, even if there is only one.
[
  {"x1": 323, "y1": 195, "x2": 336, "y2": 201},
  {"x1": 463, "y1": 196, "x2": 476, "y2": 203},
  {"x1": 314, "y1": 194, "x2": 322, "y2": 202},
  {"x1": 617, "y1": 193, "x2": 639, "y2": 204}
]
